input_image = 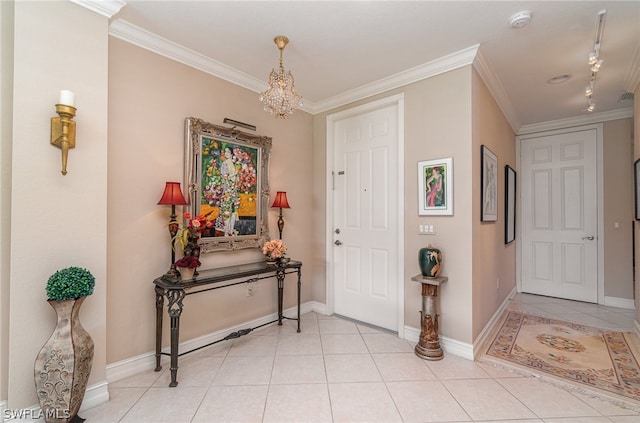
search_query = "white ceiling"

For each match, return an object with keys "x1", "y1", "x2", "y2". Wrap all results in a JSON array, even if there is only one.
[{"x1": 108, "y1": 1, "x2": 639, "y2": 131}]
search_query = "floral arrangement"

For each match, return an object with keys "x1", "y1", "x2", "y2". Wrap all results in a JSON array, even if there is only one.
[
  {"x1": 46, "y1": 266, "x2": 95, "y2": 301},
  {"x1": 174, "y1": 255, "x2": 201, "y2": 269},
  {"x1": 262, "y1": 239, "x2": 287, "y2": 259},
  {"x1": 175, "y1": 212, "x2": 213, "y2": 252}
]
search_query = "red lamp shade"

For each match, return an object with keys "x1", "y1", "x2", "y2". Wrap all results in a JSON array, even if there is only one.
[
  {"x1": 271, "y1": 191, "x2": 291, "y2": 209},
  {"x1": 157, "y1": 182, "x2": 188, "y2": 205}
]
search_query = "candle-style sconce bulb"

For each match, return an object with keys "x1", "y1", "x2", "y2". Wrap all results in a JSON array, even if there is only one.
[{"x1": 50, "y1": 103, "x2": 77, "y2": 175}]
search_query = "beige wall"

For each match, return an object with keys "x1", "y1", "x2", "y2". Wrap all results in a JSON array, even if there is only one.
[
  {"x1": 471, "y1": 70, "x2": 516, "y2": 339},
  {"x1": 6, "y1": 1, "x2": 109, "y2": 408},
  {"x1": 107, "y1": 38, "x2": 314, "y2": 363},
  {"x1": 0, "y1": 0, "x2": 14, "y2": 404},
  {"x1": 313, "y1": 67, "x2": 476, "y2": 344},
  {"x1": 603, "y1": 119, "x2": 634, "y2": 300}
]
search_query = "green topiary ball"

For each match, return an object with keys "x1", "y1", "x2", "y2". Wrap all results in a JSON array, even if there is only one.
[{"x1": 46, "y1": 266, "x2": 95, "y2": 301}]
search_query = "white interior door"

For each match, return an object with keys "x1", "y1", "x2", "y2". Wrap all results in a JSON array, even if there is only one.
[
  {"x1": 520, "y1": 128, "x2": 599, "y2": 302},
  {"x1": 329, "y1": 97, "x2": 402, "y2": 331}
]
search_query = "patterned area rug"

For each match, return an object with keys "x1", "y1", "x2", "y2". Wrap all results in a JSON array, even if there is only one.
[{"x1": 485, "y1": 311, "x2": 640, "y2": 404}]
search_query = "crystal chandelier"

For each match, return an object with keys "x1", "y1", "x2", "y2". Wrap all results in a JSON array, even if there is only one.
[{"x1": 259, "y1": 36, "x2": 303, "y2": 119}]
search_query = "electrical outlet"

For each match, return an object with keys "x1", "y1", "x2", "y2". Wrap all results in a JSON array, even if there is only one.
[{"x1": 418, "y1": 224, "x2": 436, "y2": 235}]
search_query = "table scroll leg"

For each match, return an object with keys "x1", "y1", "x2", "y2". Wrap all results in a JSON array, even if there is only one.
[
  {"x1": 277, "y1": 269, "x2": 284, "y2": 325},
  {"x1": 167, "y1": 289, "x2": 186, "y2": 387},
  {"x1": 297, "y1": 268, "x2": 301, "y2": 333},
  {"x1": 154, "y1": 286, "x2": 165, "y2": 372}
]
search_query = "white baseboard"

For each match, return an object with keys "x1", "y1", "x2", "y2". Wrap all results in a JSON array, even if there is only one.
[
  {"x1": 310, "y1": 301, "x2": 329, "y2": 315},
  {"x1": 603, "y1": 296, "x2": 636, "y2": 310},
  {"x1": 472, "y1": 287, "x2": 517, "y2": 360},
  {"x1": 403, "y1": 325, "x2": 473, "y2": 361},
  {"x1": 79, "y1": 380, "x2": 109, "y2": 412},
  {"x1": 107, "y1": 301, "x2": 314, "y2": 383}
]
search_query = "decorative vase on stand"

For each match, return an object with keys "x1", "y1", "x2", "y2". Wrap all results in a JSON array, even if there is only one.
[
  {"x1": 176, "y1": 266, "x2": 195, "y2": 281},
  {"x1": 34, "y1": 298, "x2": 94, "y2": 423},
  {"x1": 418, "y1": 244, "x2": 442, "y2": 278}
]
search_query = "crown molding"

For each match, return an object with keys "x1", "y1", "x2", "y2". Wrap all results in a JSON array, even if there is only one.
[
  {"x1": 308, "y1": 45, "x2": 480, "y2": 114},
  {"x1": 517, "y1": 107, "x2": 633, "y2": 135},
  {"x1": 473, "y1": 49, "x2": 521, "y2": 133},
  {"x1": 108, "y1": 20, "x2": 316, "y2": 115},
  {"x1": 624, "y1": 45, "x2": 640, "y2": 93},
  {"x1": 70, "y1": 0, "x2": 126, "y2": 18}
]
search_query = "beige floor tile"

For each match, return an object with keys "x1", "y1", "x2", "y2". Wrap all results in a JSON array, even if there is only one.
[
  {"x1": 109, "y1": 368, "x2": 164, "y2": 388},
  {"x1": 443, "y1": 378, "x2": 537, "y2": 421},
  {"x1": 425, "y1": 353, "x2": 491, "y2": 379},
  {"x1": 496, "y1": 378, "x2": 600, "y2": 418},
  {"x1": 329, "y1": 382, "x2": 402, "y2": 422},
  {"x1": 152, "y1": 356, "x2": 223, "y2": 387},
  {"x1": 570, "y1": 390, "x2": 640, "y2": 416},
  {"x1": 609, "y1": 416, "x2": 640, "y2": 422},
  {"x1": 191, "y1": 385, "x2": 268, "y2": 423},
  {"x1": 542, "y1": 418, "x2": 616, "y2": 423},
  {"x1": 276, "y1": 333, "x2": 322, "y2": 355},
  {"x1": 324, "y1": 353, "x2": 382, "y2": 383},
  {"x1": 319, "y1": 318, "x2": 360, "y2": 334},
  {"x1": 119, "y1": 386, "x2": 206, "y2": 423},
  {"x1": 213, "y1": 355, "x2": 274, "y2": 385},
  {"x1": 321, "y1": 333, "x2": 368, "y2": 354},
  {"x1": 371, "y1": 352, "x2": 437, "y2": 381},
  {"x1": 386, "y1": 380, "x2": 471, "y2": 422},
  {"x1": 263, "y1": 384, "x2": 332, "y2": 423},
  {"x1": 80, "y1": 387, "x2": 146, "y2": 423},
  {"x1": 357, "y1": 323, "x2": 385, "y2": 333},
  {"x1": 362, "y1": 333, "x2": 414, "y2": 353},
  {"x1": 227, "y1": 333, "x2": 278, "y2": 356},
  {"x1": 271, "y1": 354, "x2": 327, "y2": 384}
]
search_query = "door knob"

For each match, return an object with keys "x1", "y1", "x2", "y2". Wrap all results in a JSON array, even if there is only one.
[
  {"x1": 334, "y1": 240, "x2": 342, "y2": 246},
  {"x1": 582, "y1": 235, "x2": 595, "y2": 240}
]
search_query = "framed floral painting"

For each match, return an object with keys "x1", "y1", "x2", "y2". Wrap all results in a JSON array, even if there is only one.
[
  {"x1": 481, "y1": 145, "x2": 498, "y2": 222},
  {"x1": 417, "y1": 157, "x2": 453, "y2": 215},
  {"x1": 184, "y1": 117, "x2": 271, "y2": 252}
]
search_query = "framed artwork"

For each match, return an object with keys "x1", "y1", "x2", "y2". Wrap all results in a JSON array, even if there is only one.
[
  {"x1": 418, "y1": 157, "x2": 453, "y2": 215},
  {"x1": 505, "y1": 165, "x2": 516, "y2": 244},
  {"x1": 635, "y1": 159, "x2": 640, "y2": 220},
  {"x1": 481, "y1": 145, "x2": 498, "y2": 222},
  {"x1": 184, "y1": 117, "x2": 272, "y2": 252}
]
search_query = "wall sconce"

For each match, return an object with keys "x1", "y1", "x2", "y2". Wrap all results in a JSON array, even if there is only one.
[
  {"x1": 271, "y1": 191, "x2": 291, "y2": 239},
  {"x1": 50, "y1": 90, "x2": 76, "y2": 175},
  {"x1": 157, "y1": 181, "x2": 189, "y2": 276}
]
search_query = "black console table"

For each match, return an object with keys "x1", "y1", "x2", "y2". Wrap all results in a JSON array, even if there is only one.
[{"x1": 153, "y1": 260, "x2": 302, "y2": 387}]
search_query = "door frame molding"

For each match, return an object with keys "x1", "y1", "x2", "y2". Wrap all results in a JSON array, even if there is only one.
[
  {"x1": 325, "y1": 93, "x2": 405, "y2": 336},
  {"x1": 516, "y1": 123, "x2": 604, "y2": 303}
]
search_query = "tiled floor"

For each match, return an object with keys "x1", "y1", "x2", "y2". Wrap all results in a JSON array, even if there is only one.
[{"x1": 78, "y1": 293, "x2": 639, "y2": 422}]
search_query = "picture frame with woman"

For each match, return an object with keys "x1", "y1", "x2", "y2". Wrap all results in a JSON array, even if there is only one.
[{"x1": 418, "y1": 157, "x2": 453, "y2": 216}]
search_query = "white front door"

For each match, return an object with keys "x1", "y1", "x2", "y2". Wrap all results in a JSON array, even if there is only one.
[
  {"x1": 327, "y1": 95, "x2": 403, "y2": 331},
  {"x1": 520, "y1": 127, "x2": 599, "y2": 302}
]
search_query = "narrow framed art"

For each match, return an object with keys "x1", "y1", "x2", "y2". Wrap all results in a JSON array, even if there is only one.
[
  {"x1": 481, "y1": 145, "x2": 498, "y2": 222},
  {"x1": 418, "y1": 157, "x2": 453, "y2": 215},
  {"x1": 505, "y1": 165, "x2": 516, "y2": 244},
  {"x1": 635, "y1": 159, "x2": 640, "y2": 220}
]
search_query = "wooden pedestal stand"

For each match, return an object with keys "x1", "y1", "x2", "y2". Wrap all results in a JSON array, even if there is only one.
[{"x1": 411, "y1": 274, "x2": 447, "y2": 360}]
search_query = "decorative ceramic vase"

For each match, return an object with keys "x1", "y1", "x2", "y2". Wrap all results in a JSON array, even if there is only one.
[
  {"x1": 183, "y1": 236, "x2": 201, "y2": 275},
  {"x1": 35, "y1": 298, "x2": 94, "y2": 423},
  {"x1": 177, "y1": 266, "x2": 195, "y2": 281},
  {"x1": 418, "y1": 244, "x2": 442, "y2": 278}
]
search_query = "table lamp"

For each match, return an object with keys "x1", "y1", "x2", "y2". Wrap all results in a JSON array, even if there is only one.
[
  {"x1": 271, "y1": 191, "x2": 291, "y2": 239},
  {"x1": 157, "y1": 182, "x2": 188, "y2": 276}
]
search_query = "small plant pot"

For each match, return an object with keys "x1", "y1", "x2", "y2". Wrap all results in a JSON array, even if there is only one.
[{"x1": 176, "y1": 266, "x2": 195, "y2": 281}]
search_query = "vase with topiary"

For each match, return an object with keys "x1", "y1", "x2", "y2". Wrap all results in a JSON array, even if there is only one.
[{"x1": 35, "y1": 266, "x2": 95, "y2": 423}]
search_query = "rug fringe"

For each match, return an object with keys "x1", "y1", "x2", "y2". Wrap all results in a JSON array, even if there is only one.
[{"x1": 479, "y1": 354, "x2": 640, "y2": 413}]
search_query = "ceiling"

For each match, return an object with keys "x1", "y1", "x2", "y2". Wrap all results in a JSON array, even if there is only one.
[{"x1": 109, "y1": 1, "x2": 640, "y2": 131}]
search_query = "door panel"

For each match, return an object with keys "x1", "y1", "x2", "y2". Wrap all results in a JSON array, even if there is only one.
[
  {"x1": 332, "y1": 103, "x2": 399, "y2": 330},
  {"x1": 521, "y1": 129, "x2": 598, "y2": 302}
]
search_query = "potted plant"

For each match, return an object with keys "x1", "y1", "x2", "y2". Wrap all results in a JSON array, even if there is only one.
[
  {"x1": 35, "y1": 267, "x2": 95, "y2": 423},
  {"x1": 174, "y1": 255, "x2": 201, "y2": 280}
]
